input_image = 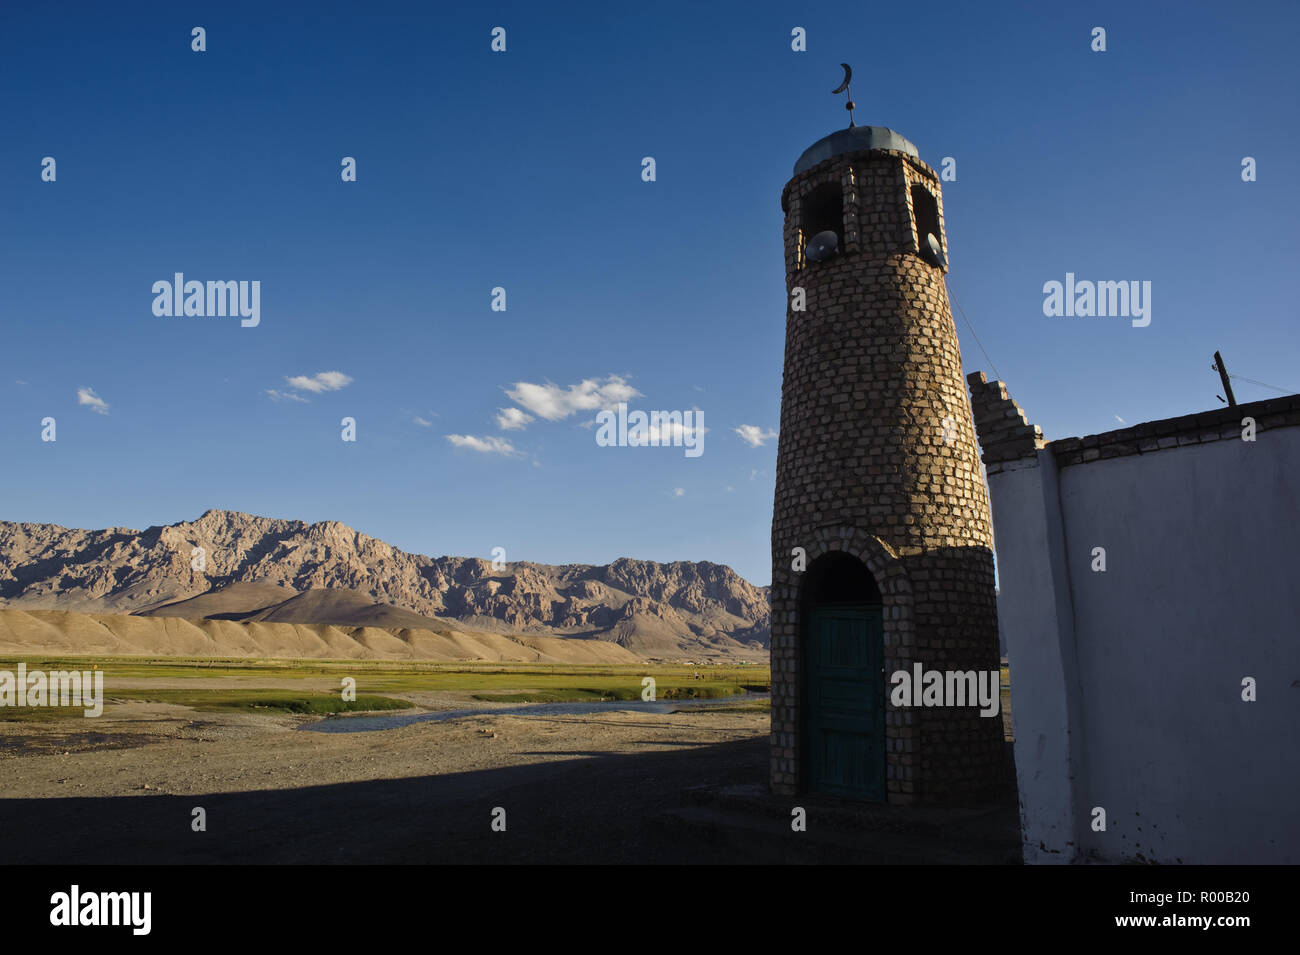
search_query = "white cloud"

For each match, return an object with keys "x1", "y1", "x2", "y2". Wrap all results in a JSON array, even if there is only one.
[
  {"x1": 77, "y1": 387, "x2": 109, "y2": 415},
  {"x1": 496, "y1": 407, "x2": 534, "y2": 431},
  {"x1": 446, "y1": 434, "x2": 520, "y2": 456},
  {"x1": 505, "y1": 375, "x2": 641, "y2": 422},
  {"x1": 285, "y1": 371, "x2": 353, "y2": 393},
  {"x1": 267, "y1": 370, "x2": 353, "y2": 403},
  {"x1": 413, "y1": 416, "x2": 434, "y2": 427},
  {"x1": 646, "y1": 420, "x2": 707, "y2": 445},
  {"x1": 735, "y1": 424, "x2": 778, "y2": 448}
]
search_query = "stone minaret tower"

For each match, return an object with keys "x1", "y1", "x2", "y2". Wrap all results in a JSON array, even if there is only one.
[{"x1": 769, "y1": 125, "x2": 1003, "y2": 806}]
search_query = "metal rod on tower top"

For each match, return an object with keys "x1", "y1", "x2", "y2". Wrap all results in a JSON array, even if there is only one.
[
  {"x1": 1214, "y1": 351, "x2": 1237, "y2": 408},
  {"x1": 832, "y1": 63, "x2": 856, "y2": 127}
]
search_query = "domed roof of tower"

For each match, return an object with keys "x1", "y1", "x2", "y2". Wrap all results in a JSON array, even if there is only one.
[{"x1": 793, "y1": 126, "x2": 920, "y2": 175}]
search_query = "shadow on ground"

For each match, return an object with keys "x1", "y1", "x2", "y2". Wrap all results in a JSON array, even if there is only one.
[{"x1": 0, "y1": 737, "x2": 1019, "y2": 864}]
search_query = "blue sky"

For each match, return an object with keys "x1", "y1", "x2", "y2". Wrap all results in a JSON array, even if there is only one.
[{"x1": 2, "y1": 0, "x2": 1296, "y2": 586}]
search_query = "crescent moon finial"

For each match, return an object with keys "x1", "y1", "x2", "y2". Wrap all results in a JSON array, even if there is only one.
[
  {"x1": 831, "y1": 63, "x2": 856, "y2": 127},
  {"x1": 831, "y1": 63, "x2": 852, "y2": 95}
]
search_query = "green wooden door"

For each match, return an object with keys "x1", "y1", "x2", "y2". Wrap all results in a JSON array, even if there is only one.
[{"x1": 806, "y1": 604, "x2": 885, "y2": 800}]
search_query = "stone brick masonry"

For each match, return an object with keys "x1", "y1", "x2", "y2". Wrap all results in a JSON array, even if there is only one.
[
  {"x1": 968, "y1": 370, "x2": 1300, "y2": 474},
  {"x1": 966, "y1": 371, "x2": 1046, "y2": 470},
  {"x1": 770, "y1": 144, "x2": 1004, "y2": 806}
]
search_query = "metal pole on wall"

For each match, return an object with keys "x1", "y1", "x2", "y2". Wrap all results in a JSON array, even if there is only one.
[{"x1": 1214, "y1": 351, "x2": 1237, "y2": 408}]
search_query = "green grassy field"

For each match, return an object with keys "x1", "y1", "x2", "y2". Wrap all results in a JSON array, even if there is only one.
[
  {"x1": 107, "y1": 688, "x2": 413, "y2": 714},
  {"x1": 0, "y1": 656, "x2": 772, "y2": 719},
  {"x1": 0, "y1": 658, "x2": 1013, "y2": 733}
]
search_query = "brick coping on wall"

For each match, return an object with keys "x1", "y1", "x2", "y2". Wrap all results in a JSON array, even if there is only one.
[{"x1": 966, "y1": 370, "x2": 1300, "y2": 473}]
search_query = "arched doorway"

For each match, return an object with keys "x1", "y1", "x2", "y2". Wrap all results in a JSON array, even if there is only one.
[{"x1": 800, "y1": 552, "x2": 885, "y2": 800}]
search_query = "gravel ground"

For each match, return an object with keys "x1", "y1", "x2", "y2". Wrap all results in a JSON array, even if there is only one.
[{"x1": 0, "y1": 698, "x2": 769, "y2": 863}]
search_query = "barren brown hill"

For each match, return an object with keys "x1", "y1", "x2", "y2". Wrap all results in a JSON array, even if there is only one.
[
  {"x1": 0, "y1": 609, "x2": 646, "y2": 664},
  {"x1": 140, "y1": 580, "x2": 302, "y2": 620},
  {"x1": 0, "y1": 510, "x2": 770, "y2": 660}
]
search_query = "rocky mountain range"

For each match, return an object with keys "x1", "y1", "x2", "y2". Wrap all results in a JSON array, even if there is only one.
[{"x1": 0, "y1": 510, "x2": 770, "y2": 659}]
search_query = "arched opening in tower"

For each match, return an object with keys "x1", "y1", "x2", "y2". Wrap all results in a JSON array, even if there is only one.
[
  {"x1": 910, "y1": 184, "x2": 942, "y2": 256},
  {"x1": 799, "y1": 552, "x2": 886, "y2": 801},
  {"x1": 799, "y1": 181, "x2": 844, "y2": 268},
  {"x1": 801, "y1": 552, "x2": 881, "y2": 607}
]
